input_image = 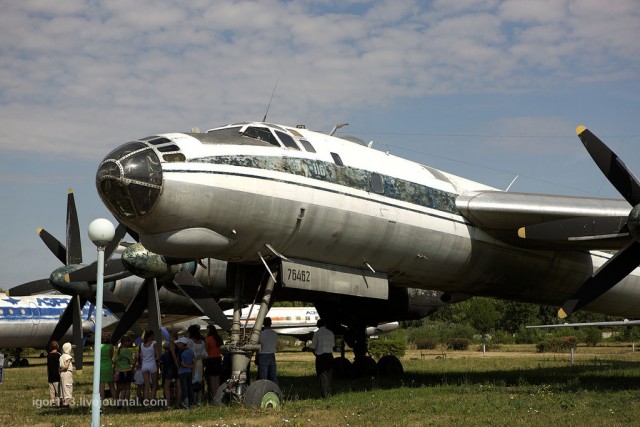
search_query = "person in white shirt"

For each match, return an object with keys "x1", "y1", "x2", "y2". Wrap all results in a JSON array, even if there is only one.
[
  {"x1": 257, "y1": 317, "x2": 279, "y2": 385},
  {"x1": 310, "y1": 318, "x2": 335, "y2": 398}
]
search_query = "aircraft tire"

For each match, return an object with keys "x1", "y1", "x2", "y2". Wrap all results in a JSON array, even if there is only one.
[
  {"x1": 332, "y1": 356, "x2": 352, "y2": 379},
  {"x1": 19, "y1": 358, "x2": 30, "y2": 367},
  {"x1": 212, "y1": 384, "x2": 232, "y2": 406},
  {"x1": 244, "y1": 379, "x2": 282, "y2": 409},
  {"x1": 352, "y1": 355, "x2": 377, "y2": 378},
  {"x1": 377, "y1": 355, "x2": 403, "y2": 377}
]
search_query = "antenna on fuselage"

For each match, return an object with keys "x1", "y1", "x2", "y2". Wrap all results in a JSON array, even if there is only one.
[
  {"x1": 262, "y1": 78, "x2": 279, "y2": 122},
  {"x1": 505, "y1": 174, "x2": 519, "y2": 192},
  {"x1": 329, "y1": 123, "x2": 349, "y2": 136}
]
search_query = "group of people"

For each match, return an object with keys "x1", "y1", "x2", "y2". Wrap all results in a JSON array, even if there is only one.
[
  {"x1": 45, "y1": 316, "x2": 337, "y2": 409},
  {"x1": 46, "y1": 340, "x2": 74, "y2": 407},
  {"x1": 46, "y1": 324, "x2": 224, "y2": 409}
]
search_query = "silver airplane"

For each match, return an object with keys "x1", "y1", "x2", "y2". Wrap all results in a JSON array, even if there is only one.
[{"x1": 94, "y1": 122, "x2": 640, "y2": 406}]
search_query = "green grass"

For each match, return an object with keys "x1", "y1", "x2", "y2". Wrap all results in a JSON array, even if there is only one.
[{"x1": 2, "y1": 346, "x2": 640, "y2": 426}]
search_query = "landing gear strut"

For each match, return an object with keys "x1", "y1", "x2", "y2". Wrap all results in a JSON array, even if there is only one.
[{"x1": 214, "y1": 271, "x2": 282, "y2": 408}]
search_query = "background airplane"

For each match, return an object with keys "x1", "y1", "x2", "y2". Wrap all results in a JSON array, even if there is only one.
[
  {"x1": 167, "y1": 304, "x2": 399, "y2": 342},
  {"x1": 0, "y1": 292, "x2": 117, "y2": 367}
]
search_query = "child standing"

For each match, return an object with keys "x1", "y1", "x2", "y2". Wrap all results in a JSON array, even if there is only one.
[{"x1": 176, "y1": 337, "x2": 194, "y2": 409}]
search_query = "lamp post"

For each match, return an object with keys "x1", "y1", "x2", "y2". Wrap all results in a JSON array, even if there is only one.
[{"x1": 88, "y1": 218, "x2": 115, "y2": 427}]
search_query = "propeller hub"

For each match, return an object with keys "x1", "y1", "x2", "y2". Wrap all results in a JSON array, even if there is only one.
[
  {"x1": 628, "y1": 205, "x2": 640, "y2": 241},
  {"x1": 50, "y1": 265, "x2": 93, "y2": 298},
  {"x1": 121, "y1": 242, "x2": 183, "y2": 282}
]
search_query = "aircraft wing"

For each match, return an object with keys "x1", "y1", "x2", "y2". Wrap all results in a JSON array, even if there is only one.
[{"x1": 456, "y1": 191, "x2": 631, "y2": 250}]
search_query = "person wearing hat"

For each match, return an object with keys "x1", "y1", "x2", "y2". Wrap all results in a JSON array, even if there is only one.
[
  {"x1": 176, "y1": 337, "x2": 195, "y2": 409},
  {"x1": 59, "y1": 342, "x2": 74, "y2": 407}
]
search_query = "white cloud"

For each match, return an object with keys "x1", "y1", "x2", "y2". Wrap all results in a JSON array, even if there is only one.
[{"x1": 1, "y1": 0, "x2": 639, "y2": 157}]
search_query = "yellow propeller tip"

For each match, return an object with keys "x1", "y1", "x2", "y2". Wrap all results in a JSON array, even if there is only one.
[
  {"x1": 576, "y1": 125, "x2": 586, "y2": 136},
  {"x1": 67, "y1": 188, "x2": 73, "y2": 194},
  {"x1": 517, "y1": 227, "x2": 526, "y2": 238},
  {"x1": 37, "y1": 227, "x2": 43, "y2": 234},
  {"x1": 558, "y1": 308, "x2": 568, "y2": 319},
  {"x1": 64, "y1": 273, "x2": 71, "y2": 283}
]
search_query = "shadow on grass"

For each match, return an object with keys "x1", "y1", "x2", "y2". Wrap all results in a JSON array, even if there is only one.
[{"x1": 278, "y1": 358, "x2": 640, "y2": 402}]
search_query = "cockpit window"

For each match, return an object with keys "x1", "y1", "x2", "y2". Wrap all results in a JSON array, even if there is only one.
[
  {"x1": 104, "y1": 142, "x2": 147, "y2": 161},
  {"x1": 141, "y1": 136, "x2": 172, "y2": 145},
  {"x1": 242, "y1": 126, "x2": 280, "y2": 147},
  {"x1": 299, "y1": 139, "x2": 316, "y2": 153},
  {"x1": 275, "y1": 131, "x2": 300, "y2": 150},
  {"x1": 330, "y1": 152, "x2": 344, "y2": 167}
]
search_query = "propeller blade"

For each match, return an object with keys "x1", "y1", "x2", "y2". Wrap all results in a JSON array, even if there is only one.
[
  {"x1": 37, "y1": 228, "x2": 67, "y2": 265},
  {"x1": 66, "y1": 189, "x2": 82, "y2": 265},
  {"x1": 559, "y1": 240, "x2": 640, "y2": 318},
  {"x1": 577, "y1": 126, "x2": 640, "y2": 206},
  {"x1": 173, "y1": 270, "x2": 232, "y2": 330},
  {"x1": 111, "y1": 278, "x2": 154, "y2": 344},
  {"x1": 65, "y1": 258, "x2": 132, "y2": 283},
  {"x1": 101, "y1": 287, "x2": 128, "y2": 318},
  {"x1": 8, "y1": 278, "x2": 52, "y2": 296},
  {"x1": 104, "y1": 261, "x2": 134, "y2": 281},
  {"x1": 518, "y1": 216, "x2": 629, "y2": 241},
  {"x1": 104, "y1": 223, "x2": 128, "y2": 260},
  {"x1": 49, "y1": 297, "x2": 77, "y2": 343},
  {"x1": 49, "y1": 295, "x2": 87, "y2": 372},
  {"x1": 125, "y1": 226, "x2": 139, "y2": 243}
]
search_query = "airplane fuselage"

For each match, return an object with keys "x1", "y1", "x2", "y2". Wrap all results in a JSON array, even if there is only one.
[
  {"x1": 0, "y1": 293, "x2": 115, "y2": 348},
  {"x1": 96, "y1": 122, "x2": 640, "y2": 318}
]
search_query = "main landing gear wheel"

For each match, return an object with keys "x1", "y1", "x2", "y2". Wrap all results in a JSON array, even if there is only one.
[
  {"x1": 332, "y1": 356, "x2": 352, "y2": 379},
  {"x1": 352, "y1": 355, "x2": 378, "y2": 378},
  {"x1": 377, "y1": 355, "x2": 404, "y2": 377},
  {"x1": 244, "y1": 380, "x2": 282, "y2": 409}
]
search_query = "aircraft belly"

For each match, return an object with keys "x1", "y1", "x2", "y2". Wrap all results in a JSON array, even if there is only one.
[{"x1": 0, "y1": 322, "x2": 69, "y2": 348}]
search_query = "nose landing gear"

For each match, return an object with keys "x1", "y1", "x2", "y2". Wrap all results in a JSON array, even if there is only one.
[{"x1": 213, "y1": 272, "x2": 282, "y2": 408}]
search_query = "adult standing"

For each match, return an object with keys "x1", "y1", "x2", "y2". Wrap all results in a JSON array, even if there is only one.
[
  {"x1": 257, "y1": 317, "x2": 278, "y2": 385},
  {"x1": 46, "y1": 341, "x2": 61, "y2": 407},
  {"x1": 113, "y1": 335, "x2": 135, "y2": 404},
  {"x1": 187, "y1": 325, "x2": 206, "y2": 404},
  {"x1": 139, "y1": 330, "x2": 161, "y2": 402},
  {"x1": 311, "y1": 318, "x2": 335, "y2": 398},
  {"x1": 160, "y1": 340, "x2": 178, "y2": 406},
  {"x1": 99, "y1": 333, "x2": 115, "y2": 402},
  {"x1": 59, "y1": 342, "x2": 74, "y2": 407},
  {"x1": 204, "y1": 325, "x2": 223, "y2": 402}
]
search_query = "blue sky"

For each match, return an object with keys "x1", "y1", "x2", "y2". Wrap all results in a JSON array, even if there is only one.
[{"x1": 2, "y1": 0, "x2": 639, "y2": 288}]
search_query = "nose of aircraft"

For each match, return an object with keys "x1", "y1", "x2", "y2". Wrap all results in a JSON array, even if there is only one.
[{"x1": 96, "y1": 138, "x2": 164, "y2": 220}]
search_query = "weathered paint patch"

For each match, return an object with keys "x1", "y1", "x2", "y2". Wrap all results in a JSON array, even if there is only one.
[{"x1": 192, "y1": 155, "x2": 459, "y2": 215}]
